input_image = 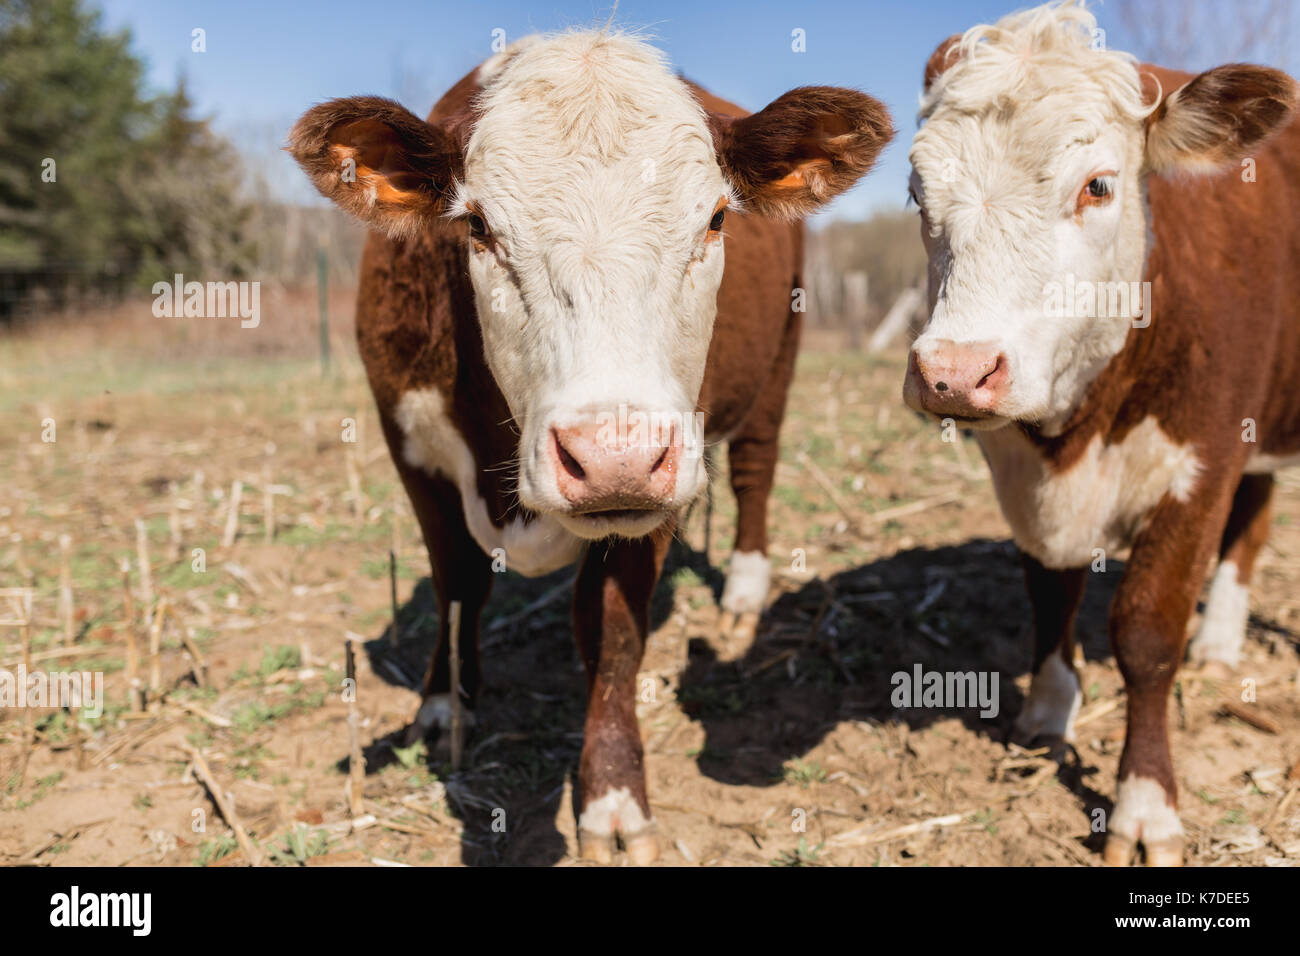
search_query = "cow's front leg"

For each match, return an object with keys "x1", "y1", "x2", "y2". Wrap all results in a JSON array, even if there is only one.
[
  {"x1": 1104, "y1": 481, "x2": 1235, "y2": 867},
  {"x1": 572, "y1": 520, "x2": 673, "y2": 864},
  {"x1": 1011, "y1": 555, "x2": 1086, "y2": 748},
  {"x1": 384, "y1": 437, "x2": 493, "y2": 746}
]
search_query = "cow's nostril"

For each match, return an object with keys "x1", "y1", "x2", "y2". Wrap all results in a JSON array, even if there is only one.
[
  {"x1": 648, "y1": 426, "x2": 675, "y2": 474},
  {"x1": 935, "y1": 381, "x2": 949, "y2": 392},
  {"x1": 976, "y1": 355, "x2": 1004, "y2": 390},
  {"x1": 650, "y1": 445, "x2": 670, "y2": 474},
  {"x1": 555, "y1": 434, "x2": 586, "y2": 481}
]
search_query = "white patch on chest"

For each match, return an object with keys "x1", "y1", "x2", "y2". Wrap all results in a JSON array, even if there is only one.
[
  {"x1": 393, "y1": 388, "x2": 584, "y2": 577},
  {"x1": 978, "y1": 417, "x2": 1201, "y2": 569}
]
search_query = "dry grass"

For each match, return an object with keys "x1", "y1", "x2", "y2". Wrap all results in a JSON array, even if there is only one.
[{"x1": 0, "y1": 306, "x2": 1297, "y2": 866}]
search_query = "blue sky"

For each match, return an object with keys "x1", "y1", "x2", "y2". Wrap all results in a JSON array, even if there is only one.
[{"x1": 97, "y1": 0, "x2": 1297, "y2": 221}]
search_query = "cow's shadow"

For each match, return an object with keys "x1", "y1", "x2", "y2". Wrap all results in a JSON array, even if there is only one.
[
  {"x1": 682, "y1": 538, "x2": 1119, "y2": 787},
  {"x1": 354, "y1": 553, "x2": 685, "y2": 866},
  {"x1": 354, "y1": 536, "x2": 1132, "y2": 865}
]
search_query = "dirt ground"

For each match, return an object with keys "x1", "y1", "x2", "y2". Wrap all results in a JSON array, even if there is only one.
[{"x1": 1, "y1": 304, "x2": 1297, "y2": 867}]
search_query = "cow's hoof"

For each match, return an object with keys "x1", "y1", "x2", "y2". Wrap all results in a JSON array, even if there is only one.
[
  {"x1": 576, "y1": 828, "x2": 659, "y2": 865},
  {"x1": 1008, "y1": 727, "x2": 1068, "y2": 757},
  {"x1": 1143, "y1": 838, "x2": 1185, "y2": 867},
  {"x1": 1106, "y1": 776, "x2": 1185, "y2": 866},
  {"x1": 1102, "y1": 833, "x2": 1137, "y2": 867},
  {"x1": 403, "y1": 693, "x2": 474, "y2": 747},
  {"x1": 577, "y1": 787, "x2": 656, "y2": 864},
  {"x1": 624, "y1": 828, "x2": 660, "y2": 865},
  {"x1": 1192, "y1": 659, "x2": 1234, "y2": 681},
  {"x1": 1011, "y1": 654, "x2": 1080, "y2": 749},
  {"x1": 1104, "y1": 833, "x2": 1184, "y2": 866},
  {"x1": 578, "y1": 830, "x2": 616, "y2": 864}
]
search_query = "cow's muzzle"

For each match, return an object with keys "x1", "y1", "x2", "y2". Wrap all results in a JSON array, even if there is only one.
[
  {"x1": 549, "y1": 418, "x2": 682, "y2": 523},
  {"x1": 904, "y1": 339, "x2": 1009, "y2": 424}
]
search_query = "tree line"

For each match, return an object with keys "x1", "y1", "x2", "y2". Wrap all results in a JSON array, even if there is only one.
[{"x1": 0, "y1": 0, "x2": 256, "y2": 320}]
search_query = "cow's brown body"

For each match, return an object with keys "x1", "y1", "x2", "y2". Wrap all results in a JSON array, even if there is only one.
[
  {"x1": 995, "y1": 65, "x2": 1300, "y2": 863},
  {"x1": 356, "y1": 69, "x2": 804, "y2": 859}
]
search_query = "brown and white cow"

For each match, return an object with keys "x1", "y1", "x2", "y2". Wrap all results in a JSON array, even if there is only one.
[
  {"x1": 290, "y1": 30, "x2": 891, "y2": 863},
  {"x1": 904, "y1": 1, "x2": 1299, "y2": 865}
]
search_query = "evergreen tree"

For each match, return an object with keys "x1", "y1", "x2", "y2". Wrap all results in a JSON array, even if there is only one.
[{"x1": 0, "y1": 0, "x2": 255, "y2": 317}]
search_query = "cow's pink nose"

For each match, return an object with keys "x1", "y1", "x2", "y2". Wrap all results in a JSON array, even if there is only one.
[
  {"x1": 551, "y1": 420, "x2": 680, "y2": 511},
  {"x1": 905, "y1": 339, "x2": 1009, "y2": 419}
]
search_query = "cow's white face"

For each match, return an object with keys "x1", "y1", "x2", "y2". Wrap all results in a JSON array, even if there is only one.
[
  {"x1": 456, "y1": 36, "x2": 727, "y2": 538},
  {"x1": 290, "y1": 29, "x2": 892, "y2": 539},
  {"x1": 907, "y1": 95, "x2": 1147, "y2": 431},
  {"x1": 903, "y1": 3, "x2": 1298, "y2": 435}
]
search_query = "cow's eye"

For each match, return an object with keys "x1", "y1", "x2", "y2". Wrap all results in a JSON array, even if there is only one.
[
  {"x1": 468, "y1": 213, "x2": 488, "y2": 239},
  {"x1": 1076, "y1": 173, "x2": 1117, "y2": 216},
  {"x1": 709, "y1": 208, "x2": 726, "y2": 232}
]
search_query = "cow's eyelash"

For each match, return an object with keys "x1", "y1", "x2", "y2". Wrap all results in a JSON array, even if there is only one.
[
  {"x1": 1081, "y1": 171, "x2": 1118, "y2": 196},
  {"x1": 1088, "y1": 174, "x2": 1116, "y2": 194}
]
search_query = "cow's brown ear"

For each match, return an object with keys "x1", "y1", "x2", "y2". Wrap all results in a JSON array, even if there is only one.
[
  {"x1": 711, "y1": 87, "x2": 893, "y2": 220},
  {"x1": 924, "y1": 34, "x2": 963, "y2": 92},
  {"x1": 288, "y1": 96, "x2": 461, "y2": 239},
  {"x1": 1144, "y1": 64, "x2": 1299, "y2": 175}
]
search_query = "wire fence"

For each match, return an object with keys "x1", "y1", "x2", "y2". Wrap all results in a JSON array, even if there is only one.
[{"x1": 0, "y1": 261, "x2": 137, "y2": 324}]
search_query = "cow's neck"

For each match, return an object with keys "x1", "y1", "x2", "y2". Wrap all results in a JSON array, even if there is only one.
[
  {"x1": 1013, "y1": 316, "x2": 1156, "y2": 467},
  {"x1": 434, "y1": 229, "x2": 533, "y2": 529},
  {"x1": 1014, "y1": 195, "x2": 1172, "y2": 469}
]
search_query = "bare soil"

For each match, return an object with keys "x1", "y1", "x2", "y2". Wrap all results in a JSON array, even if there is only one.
[{"x1": 1, "y1": 310, "x2": 1297, "y2": 867}]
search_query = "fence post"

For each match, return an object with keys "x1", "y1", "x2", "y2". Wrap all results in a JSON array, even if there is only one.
[
  {"x1": 843, "y1": 270, "x2": 869, "y2": 351},
  {"x1": 317, "y1": 241, "x2": 330, "y2": 376}
]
